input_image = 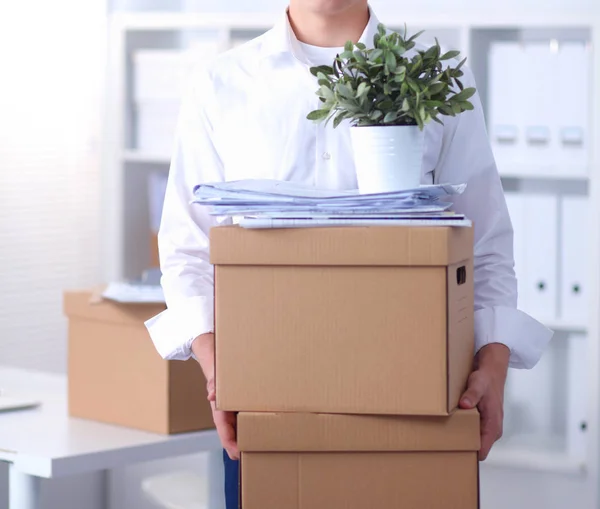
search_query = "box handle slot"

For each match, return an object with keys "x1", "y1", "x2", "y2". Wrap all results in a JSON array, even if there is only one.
[{"x1": 456, "y1": 266, "x2": 467, "y2": 286}]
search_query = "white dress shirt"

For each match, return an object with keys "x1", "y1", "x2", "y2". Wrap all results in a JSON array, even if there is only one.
[{"x1": 145, "y1": 8, "x2": 553, "y2": 369}]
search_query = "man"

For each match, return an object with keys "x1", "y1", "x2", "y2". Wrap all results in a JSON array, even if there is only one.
[{"x1": 146, "y1": 1, "x2": 552, "y2": 507}]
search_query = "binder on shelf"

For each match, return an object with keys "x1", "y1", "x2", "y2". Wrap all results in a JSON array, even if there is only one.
[
  {"x1": 560, "y1": 195, "x2": 589, "y2": 325},
  {"x1": 567, "y1": 332, "x2": 588, "y2": 461},
  {"x1": 504, "y1": 192, "x2": 527, "y2": 310},
  {"x1": 556, "y1": 42, "x2": 590, "y2": 174},
  {"x1": 523, "y1": 43, "x2": 555, "y2": 168},
  {"x1": 488, "y1": 42, "x2": 524, "y2": 169},
  {"x1": 521, "y1": 193, "x2": 559, "y2": 323}
]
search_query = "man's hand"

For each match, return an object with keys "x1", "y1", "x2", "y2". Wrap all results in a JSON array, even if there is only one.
[
  {"x1": 459, "y1": 343, "x2": 510, "y2": 461},
  {"x1": 192, "y1": 333, "x2": 239, "y2": 460}
]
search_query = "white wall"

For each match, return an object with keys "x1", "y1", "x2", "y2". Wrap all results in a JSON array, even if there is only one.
[
  {"x1": 0, "y1": 2, "x2": 105, "y2": 508},
  {"x1": 0, "y1": 1, "x2": 105, "y2": 374}
]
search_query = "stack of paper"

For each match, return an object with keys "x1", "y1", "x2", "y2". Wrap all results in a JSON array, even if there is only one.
[{"x1": 192, "y1": 179, "x2": 470, "y2": 228}]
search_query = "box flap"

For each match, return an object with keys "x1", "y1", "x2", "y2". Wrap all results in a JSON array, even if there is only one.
[
  {"x1": 238, "y1": 410, "x2": 480, "y2": 452},
  {"x1": 210, "y1": 226, "x2": 473, "y2": 266},
  {"x1": 64, "y1": 290, "x2": 166, "y2": 325}
]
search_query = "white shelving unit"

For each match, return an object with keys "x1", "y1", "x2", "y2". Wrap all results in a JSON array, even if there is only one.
[{"x1": 103, "y1": 7, "x2": 600, "y2": 508}]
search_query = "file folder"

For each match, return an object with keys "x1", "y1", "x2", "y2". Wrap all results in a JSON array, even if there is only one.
[
  {"x1": 504, "y1": 192, "x2": 527, "y2": 310},
  {"x1": 556, "y1": 42, "x2": 590, "y2": 174},
  {"x1": 560, "y1": 195, "x2": 588, "y2": 325},
  {"x1": 523, "y1": 43, "x2": 555, "y2": 168},
  {"x1": 567, "y1": 332, "x2": 588, "y2": 461},
  {"x1": 488, "y1": 43, "x2": 524, "y2": 171},
  {"x1": 521, "y1": 193, "x2": 558, "y2": 323}
]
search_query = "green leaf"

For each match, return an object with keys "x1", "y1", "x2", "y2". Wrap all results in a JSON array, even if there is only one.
[
  {"x1": 378, "y1": 99, "x2": 394, "y2": 111},
  {"x1": 440, "y1": 49, "x2": 461, "y2": 61},
  {"x1": 340, "y1": 50, "x2": 354, "y2": 60},
  {"x1": 310, "y1": 65, "x2": 334, "y2": 77},
  {"x1": 344, "y1": 40, "x2": 354, "y2": 52},
  {"x1": 452, "y1": 87, "x2": 476, "y2": 102},
  {"x1": 456, "y1": 57, "x2": 467, "y2": 71},
  {"x1": 356, "y1": 42, "x2": 367, "y2": 50},
  {"x1": 428, "y1": 82, "x2": 446, "y2": 95},
  {"x1": 307, "y1": 109, "x2": 329, "y2": 121},
  {"x1": 401, "y1": 98, "x2": 410, "y2": 112},
  {"x1": 356, "y1": 82, "x2": 370, "y2": 98},
  {"x1": 336, "y1": 83, "x2": 354, "y2": 99},
  {"x1": 370, "y1": 49, "x2": 384, "y2": 62},
  {"x1": 451, "y1": 102, "x2": 462, "y2": 114},
  {"x1": 432, "y1": 115, "x2": 444, "y2": 125},
  {"x1": 455, "y1": 78, "x2": 464, "y2": 91},
  {"x1": 383, "y1": 83, "x2": 391, "y2": 95},
  {"x1": 407, "y1": 29, "x2": 425, "y2": 43},
  {"x1": 318, "y1": 78, "x2": 331, "y2": 88},
  {"x1": 354, "y1": 51, "x2": 367, "y2": 65},
  {"x1": 333, "y1": 112, "x2": 347, "y2": 128},
  {"x1": 370, "y1": 109, "x2": 383, "y2": 120},
  {"x1": 384, "y1": 111, "x2": 398, "y2": 123},
  {"x1": 407, "y1": 79, "x2": 420, "y2": 94},
  {"x1": 423, "y1": 100, "x2": 445, "y2": 108},
  {"x1": 386, "y1": 51, "x2": 397, "y2": 72},
  {"x1": 460, "y1": 101, "x2": 475, "y2": 111},
  {"x1": 319, "y1": 85, "x2": 334, "y2": 100}
]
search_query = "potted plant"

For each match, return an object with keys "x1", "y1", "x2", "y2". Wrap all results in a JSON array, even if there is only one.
[{"x1": 307, "y1": 24, "x2": 476, "y2": 193}]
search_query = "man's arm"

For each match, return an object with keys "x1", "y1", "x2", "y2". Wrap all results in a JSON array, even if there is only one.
[
  {"x1": 144, "y1": 69, "x2": 240, "y2": 459},
  {"x1": 145, "y1": 69, "x2": 227, "y2": 361},
  {"x1": 435, "y1": 65, "x2": 553, "y2": 459}
]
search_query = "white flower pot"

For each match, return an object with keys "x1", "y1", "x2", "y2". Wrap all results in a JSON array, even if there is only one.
[{"x1": 350, "y1": 125, "x2": 425, "y2": 194}]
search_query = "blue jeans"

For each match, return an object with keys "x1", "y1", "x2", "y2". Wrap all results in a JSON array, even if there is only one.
[{"x1": 223, "y1": 449, "x2": 239, "y2": 509}]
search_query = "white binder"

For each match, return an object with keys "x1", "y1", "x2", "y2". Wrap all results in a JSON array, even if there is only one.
[
  {"x1": 504, "y1": 192, "x2": 527, "y2": 310},
  {"x1": 488, "y1": 42, "x2": 524, "y2": 170},
  {"x1": 560, "y1": 195, "x2": 588, "y2": 325},
  {"x1": 523, "y1": 43, "x2": 555, "y2": 169},
  {"x1": 521, "y1": 193, "x2": 559, "y2": 323},
  {"x1": 567, "y1": 332, "x2": 588, "y2": 461},
  {"x1": 556, "y1": 42, "x2": 590, "y2": 174}
]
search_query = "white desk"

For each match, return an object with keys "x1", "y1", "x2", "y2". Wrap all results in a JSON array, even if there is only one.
[{"x1": 0, "y1": 367, "x2": 223, "y2": 509}]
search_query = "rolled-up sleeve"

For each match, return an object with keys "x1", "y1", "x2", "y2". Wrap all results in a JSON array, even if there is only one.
[
  {"x1": 145, "y1": 69, "x2": 228, "y2": 360},
  {"x1": 435, "y1": 66, "x2": 553, "y2": 369}
]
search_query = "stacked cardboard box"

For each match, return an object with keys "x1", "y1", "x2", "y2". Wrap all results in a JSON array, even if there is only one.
[
  {"x1": 211, "y1": 225, "x2": 480, "y2": 508},
  {"x1": 64, "y1": 290, "x2": 214, "y2": 434}
]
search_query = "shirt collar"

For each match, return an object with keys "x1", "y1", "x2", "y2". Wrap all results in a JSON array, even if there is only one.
[{"x1": 261, "y1": 5, "x2": 381, "y2": 64}]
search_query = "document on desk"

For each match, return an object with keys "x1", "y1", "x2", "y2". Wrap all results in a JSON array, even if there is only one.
[
  {"x1": 102, "y1": 282, "x2": 165, "y2": 304},
  {"x1": 0, "y1": 394, "x2": 41, "y2": 413}
]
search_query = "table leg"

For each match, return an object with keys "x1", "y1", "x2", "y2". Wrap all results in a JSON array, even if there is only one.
[
  {"x1": 9, "y1": 464, "x2": 42, "y2": 509},
  {"x1": 206, "y1": 449, "x2": 225, "y2": 509}
]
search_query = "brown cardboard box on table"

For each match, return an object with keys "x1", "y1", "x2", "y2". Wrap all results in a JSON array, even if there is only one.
[
  {"x1": 212, "y1": 225, "x2": 475, "y2": 416},
  {"x1": 238, "y1": 410, "x2": 480, "y2": 509},
  {"x1": 64, "y1": 290, "x2": 214, "y2": 434}
]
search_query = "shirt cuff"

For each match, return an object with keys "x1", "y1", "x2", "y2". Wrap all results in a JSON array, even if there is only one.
[
  {"x1": 145, "y1": 296, "x2": 214, "y2": 360},
  {"x1": 474, "y1": 306, "x2": 554, "y2": 369}
]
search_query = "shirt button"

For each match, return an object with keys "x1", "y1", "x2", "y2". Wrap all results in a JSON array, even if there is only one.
[{"x1": 322, "y1": 152, "x2": 331, "y2": 160}]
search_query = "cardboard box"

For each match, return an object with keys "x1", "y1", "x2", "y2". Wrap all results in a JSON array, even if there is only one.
[
  {"x1": 238, "y1": 410, "x2": 480, "y2": 509},
  {"x1": 150, "y1": 231, "x2": 160, "y2": 268},
  {"x1": 212, "y1": 226, "x2": 474, "y2": 416},
  {"x1": 64, "y1": 291, "x2": 214, "y2": 434}
]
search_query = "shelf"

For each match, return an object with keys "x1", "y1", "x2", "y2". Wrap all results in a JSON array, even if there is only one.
[
  {"x1": 485, "y1": 444, "x2": 586, "y2": 475},
  {"x1": 544, "y1": 320, "x2": 587, "y2": 332},
  {"x1": 499, "y1": 171, "x2": 589, "y2": 182},
  {"x1": 112, "y1": 11, "x2": 595, "y2": 32},
  {"x1": 123, "y1": 151, "x2": 170, "y2": 165}
]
